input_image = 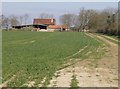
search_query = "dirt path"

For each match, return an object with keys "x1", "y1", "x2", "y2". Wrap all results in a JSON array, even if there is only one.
[
  {"x1": 48, "y1": 33, "x2": 118, "y2": 87},
  {"x1": 0, "y1": 75, "x2": 16, "y2": 88},
  {"x1": 101, "y1": 35, "x2": 118, "y2": 42}
]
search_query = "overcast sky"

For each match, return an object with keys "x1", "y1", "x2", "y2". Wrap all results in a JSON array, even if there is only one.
[{"x1": 2, "y1": 2, "x2": 118, "y2": 24}]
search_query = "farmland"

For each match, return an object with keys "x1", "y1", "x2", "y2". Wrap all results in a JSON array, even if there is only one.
[{"x1": 2, "y1": 31, "x2": 118, "y2": 87}]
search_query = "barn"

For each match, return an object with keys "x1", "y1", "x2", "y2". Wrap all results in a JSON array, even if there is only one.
[
  {"x1": 12, "y1": 24, "x2": 47, "y2": 30},
  {"x1": 12, "y1": 18, "x2": 68, "y2": 31}
]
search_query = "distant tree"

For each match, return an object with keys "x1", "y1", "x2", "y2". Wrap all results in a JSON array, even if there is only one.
[
  {"x1": 77, "y1": 7, "x2": 117, "y2": 34},
  {"x1": 85, "y1": 9, "x2": 98, "y2": 31},
  {"x1": 78, "y1": 8, "x2": 98, "y2": 32},
  {"x1": 78, "y1": 8, "x2": 87, "y2": 31},
  {"x1": 59, "y1": 14, "x2": 76, "y2": 28},
  {"x1": 23, "y1": 14, "x2": 29, "y2": 24},
  {"x1": 97, "y1": 7, "x2": 117, "y2": 35},
  {"x1": 2, "y1": 15, "x2": 10, "y2": 30},
  {"x1": 19, "y1": 14, "x2": 29, "y2": 25},
  {"x1": 1, "y1": 15, "x2": 20, "y2": 30},
  {"x1": 9, "y1": 15, "x2": 20, "y2": 26},
  {"x1": 19, "y1": 16, "x2": 23, "y2": 25}
]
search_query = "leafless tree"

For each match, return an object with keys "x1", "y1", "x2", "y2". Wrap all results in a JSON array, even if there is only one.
[
  {"x1": 23, "y1": 14, "x2": 29, "y2": 24},
  {"x1": 2, "y1": 15, "x2": 10, "y2": 30},
  {"x1": 59, "y1": 14, "x2": 76, "y2": 28},
  {"x1": 19, "y1": 14, "x2": 29, "y2": 25},
  {"x1": 96, "y1": 7, "x2": 117, "y2": 34},
  {"x1": 78, "y1": 8, "x2": 98, "y2": 31},
  {"x1": 19, "y1": 16, "x2": 23, "y2": 25},
  {"x1": 78, "y1": 8, "x2": 87, "y2": 31},
  {"x1": 9, "y1": 15, "x2": 19, "y2": 26},
  {"x1": 85, "y1": 9, "x2": 98, "y2": 31}
]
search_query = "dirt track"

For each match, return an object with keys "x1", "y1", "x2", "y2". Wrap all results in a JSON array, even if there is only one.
[{"x1": 48, "y1": 33, "x2": 118, "y2": 87}]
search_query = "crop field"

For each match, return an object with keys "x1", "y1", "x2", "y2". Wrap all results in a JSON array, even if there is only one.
[{"x1": 2, "y1": 32, "x2": 106, "y2": 87}]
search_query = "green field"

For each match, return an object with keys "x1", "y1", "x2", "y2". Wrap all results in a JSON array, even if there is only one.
[{"x1": 2, "y1": 32, "x2": 105, "y2": 87}]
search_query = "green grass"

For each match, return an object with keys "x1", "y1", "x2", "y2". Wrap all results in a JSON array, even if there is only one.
[
  {"x1": 2, "y1": 31, "x2": 105, "y2": 87},
  {"x1": 70, "y1": 75, "x2": 78, "y2": 89}
]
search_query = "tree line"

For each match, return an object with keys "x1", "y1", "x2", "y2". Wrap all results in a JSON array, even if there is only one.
[
  {"x1": 60, "y1": 7, "x2": 118, "y2": 35},
  {"x1": 0, "y1": 14, "x2": 29, "y2": 30},
  {"x1": 1, "y1": 7, "x2": 119, "y2": 36},
  {"x1": 0, "y1": 13, "x2": 54, "y2": 30}
]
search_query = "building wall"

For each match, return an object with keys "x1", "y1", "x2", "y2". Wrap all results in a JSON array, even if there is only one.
[{"x1": 47, "y1": 28, "x2": 61, "y2": 32}]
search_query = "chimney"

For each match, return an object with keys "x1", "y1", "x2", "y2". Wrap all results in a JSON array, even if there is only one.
[{"x1": 51, "y1": 19, "x2": 53, "y2": 23}]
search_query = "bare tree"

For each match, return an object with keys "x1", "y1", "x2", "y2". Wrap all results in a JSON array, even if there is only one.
[
  {"x1": 19, "y1": 16, "x2": 23, "y2": 25},
  {"x1": 9, "y1": 15, "x2": 19, "y2": 26},
  {"x1": 39, "y1": 13, "x2": 53, "y2": 18},
  {"x1": 78, "y1": 8, "x2": 87, "y2": 31},
  {"x1": 40, "y1": 7, "x2": 118, "y2": 34},
  {"x1": 59, "y1": 14, "x2": 76, "y2": 28},
  {"x1": 85, "y1": 9, "x2": 98, "y2": 31},
  {"x1": 23, "y1": 14, "x2": 29, "y2": 24},
  {"x1": 78, "y1": 8, "x2": 97, "y2": 31},
  {"x1": 96, "y1": 7, "x2": 117, "y2": 34},
  {"x1": 76, "y1": 7, "x2": 118, "y2": 34},
  {"x1": 2, "y1": 15, "x2": 10, "y2": 30},
  {"x1": 19, "y1": 14, "x2": 29, "y2": 25},
  {"x1": 70, "y1": 14, "x2": 79, "y2": 27}
]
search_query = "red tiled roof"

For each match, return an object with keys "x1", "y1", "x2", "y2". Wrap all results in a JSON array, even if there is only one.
[{"x1": 33, "y1": 18, "x2": 55, "y2": 25}]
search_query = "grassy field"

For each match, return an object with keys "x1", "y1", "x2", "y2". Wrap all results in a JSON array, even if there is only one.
[{"x1": 2, "y1": 32, "x2": 106, "y2": 87}]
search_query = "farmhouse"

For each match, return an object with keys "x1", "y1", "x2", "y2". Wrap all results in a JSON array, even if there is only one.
[
  {"x1": 12, "y1": 18, "x2": 68, "y2": 32},
  {"x1": 47, "y1": 25, "x2": 68, "y2": 32}
]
